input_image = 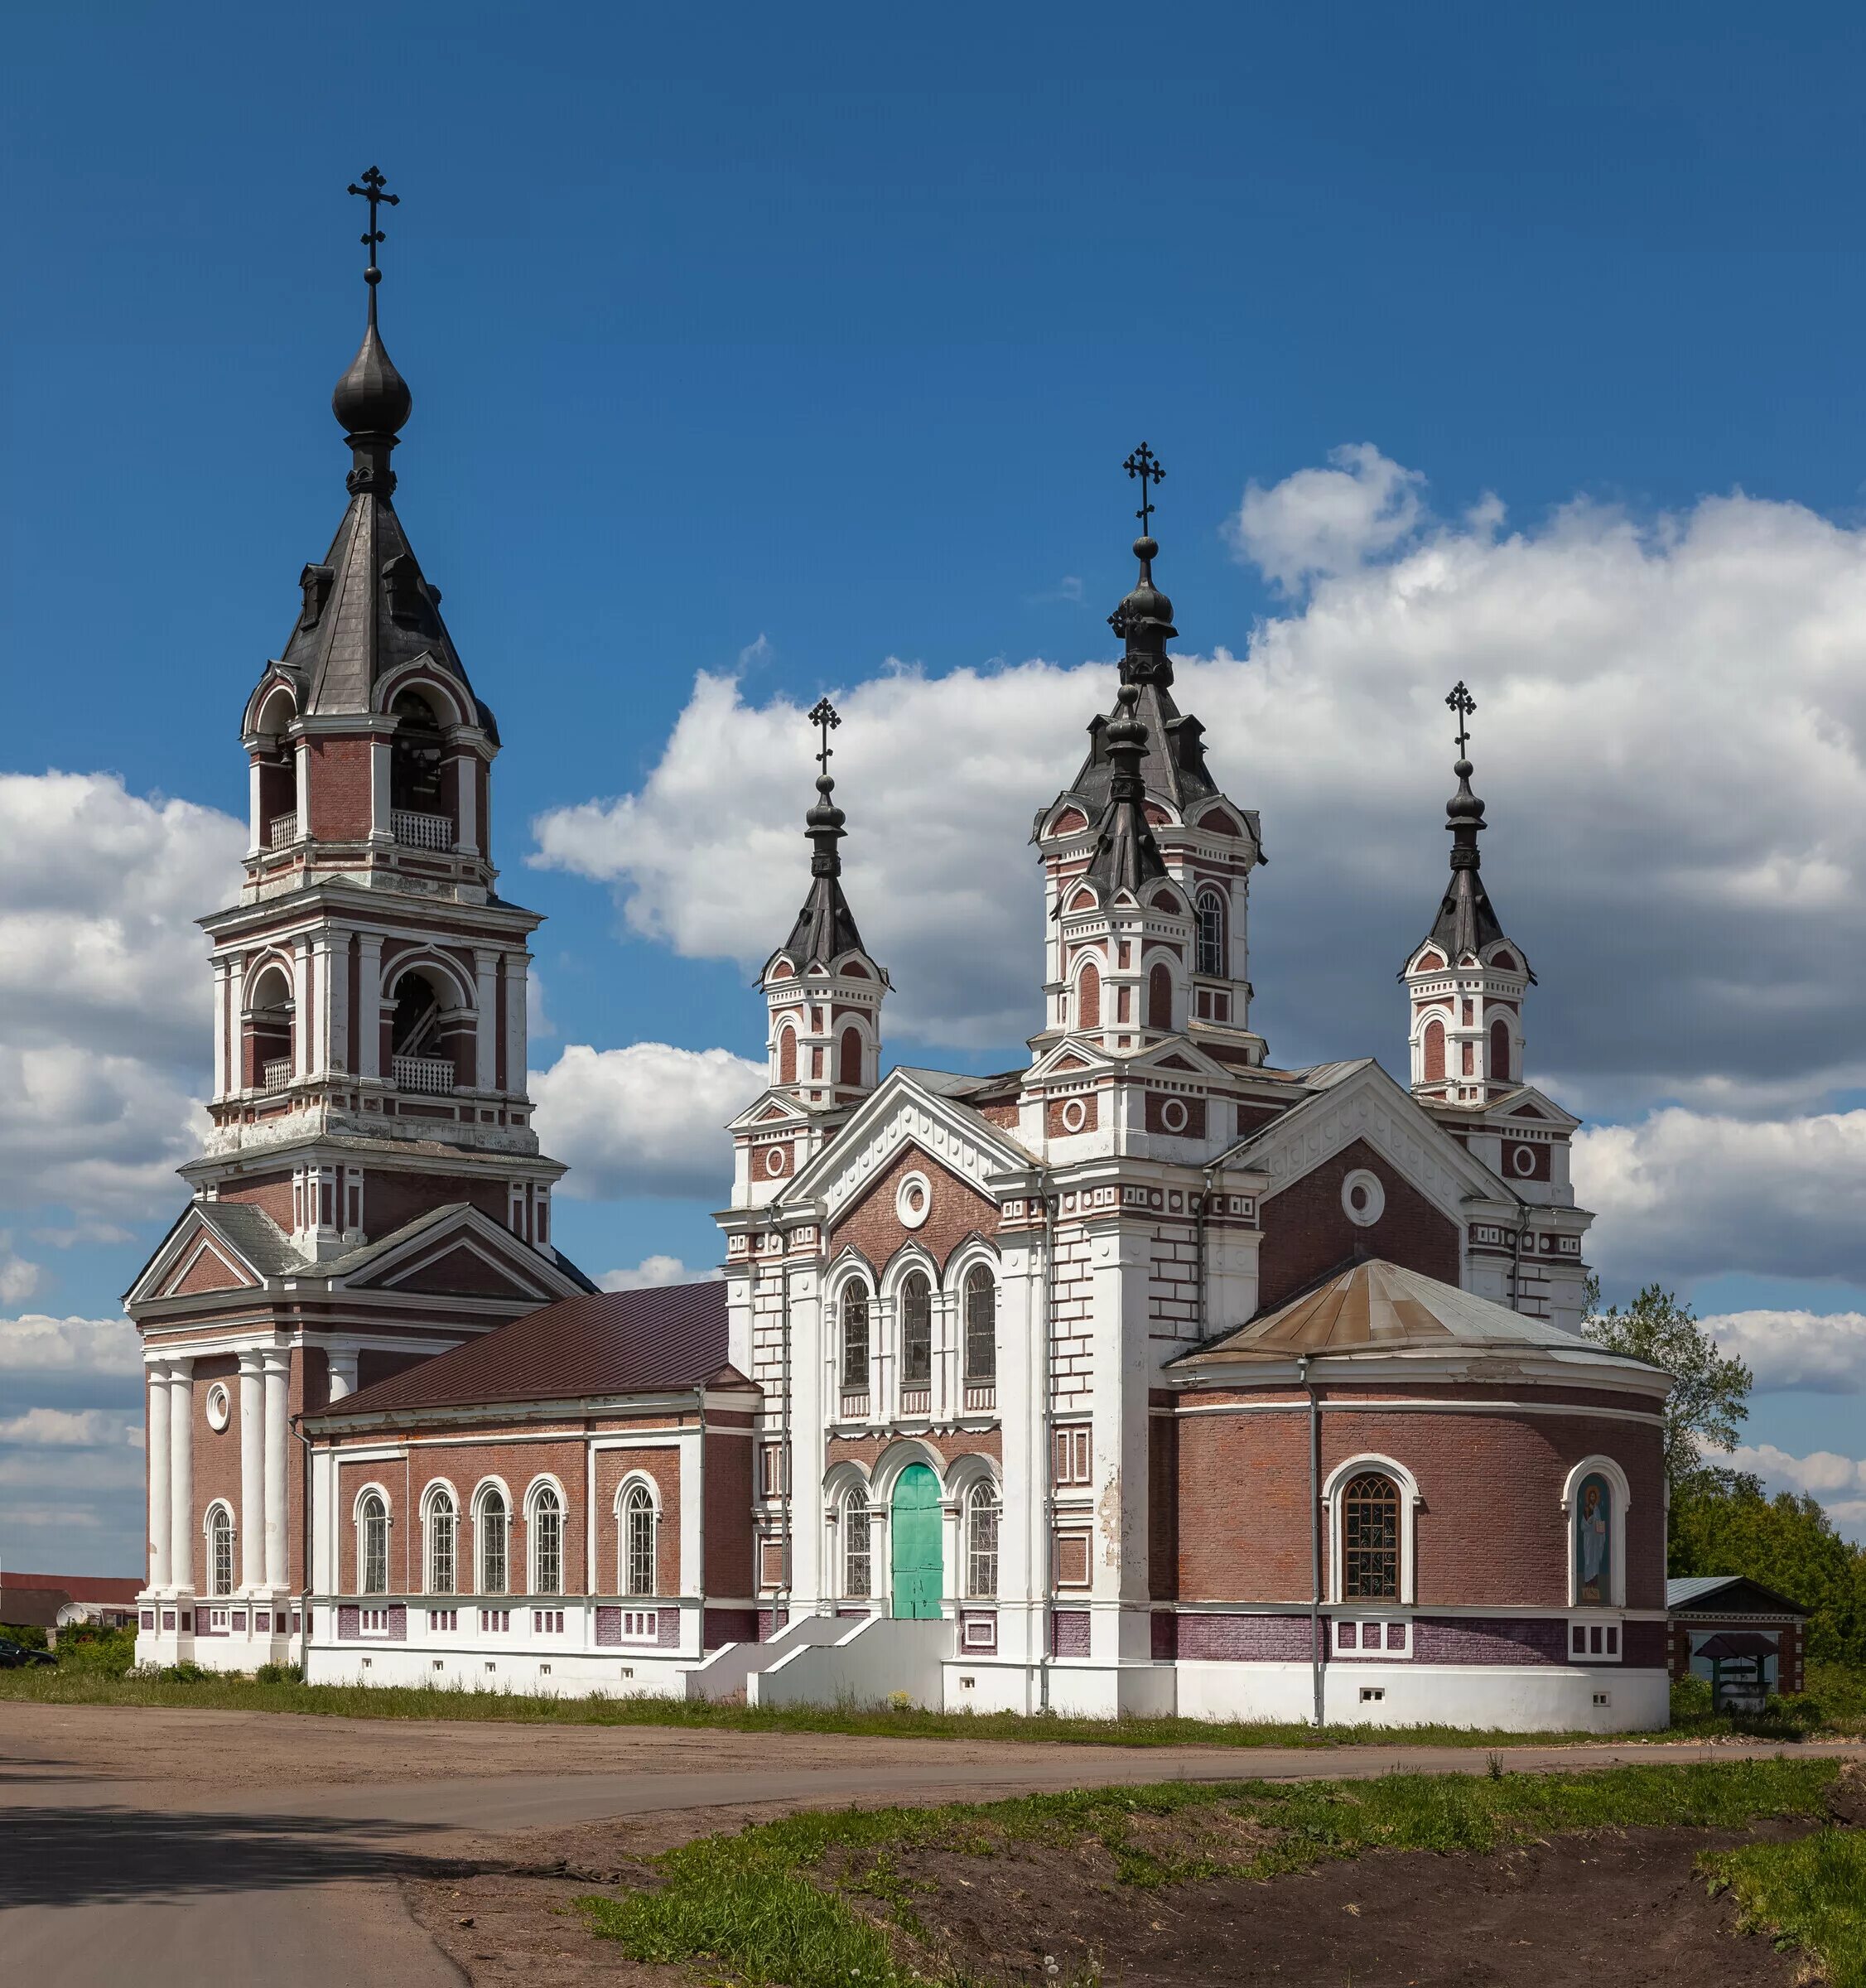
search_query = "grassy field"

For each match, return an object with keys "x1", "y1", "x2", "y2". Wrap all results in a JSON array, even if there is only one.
[
  {"x1": 579, "y1": 1758, "x2": 1848, "y2": 1988},
  {"x1": 1707, "y1": 1827, "x2": 1866, "y2": 1986},
  {"x1": 3, "y1": 1627, "x2": 1862, "y2": 1749}
]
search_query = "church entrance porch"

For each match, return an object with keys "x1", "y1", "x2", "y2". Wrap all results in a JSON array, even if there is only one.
[{"x1": 891, "y1": 1464, "x2": 943, "y2": 1619}]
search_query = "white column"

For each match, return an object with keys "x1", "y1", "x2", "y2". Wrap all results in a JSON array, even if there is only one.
[
  {"x1": 291, "y1": 939, "x2": 312, "y2": 1080},
  {"x1": 263, "y1": 1352, "x2": 290, "y2": 1591},
  {"x1": 313, "y1": 934, "x2": 345, "y2": 1078},
  {"x1": 210, "y1": 961, "x2": 230, "y2": 1104},
  {"x1": 504, "y1": 951, "x2": 528, "y2": 1097},
  {"x1": 325, "y1": 1348, "x2": 359, "y2": 1402},
  {"x1": 239, "y1": 1353, "x2": 266, "y2": 1591},
  {"x1": 369, "y1": 738, "x2": 392, "y2": 840},
  {"x1": 248, "y1": 759, "x2": 265, "y2": 852},
  {"x1": 474, "y1": 949, "x2": 499, "y2": 1091},
  {"x1": 294, "y1": 739, "x2": 312, "y2": 842},
  {"x1": 168, "y1": 1358, "x2": 195, "y2": 1592},
  {"x1": 146, "y1": 1363, "x2": 172, "y2": 1591},
  {"x1": 454, "y1": 751, "x2": 478, "y2": 854},
  {"x1": 310, "y1": 1444, "x2": 335, "y2": 1594},
  {"x1": 678, "y1": 1423, "x2": 704, "y2": 1598},
  {"x1": 356, "y1": 935, "x2": 383, "y2": 1081}
]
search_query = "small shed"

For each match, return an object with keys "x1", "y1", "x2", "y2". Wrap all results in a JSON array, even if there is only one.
[{"x1": 1667, "y1": 1575, "x2": 1810, "y2": 1708}]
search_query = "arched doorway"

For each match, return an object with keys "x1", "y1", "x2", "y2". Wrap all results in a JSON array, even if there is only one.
[{"x1": 890, "y1": 1463, "x2": 943, "y2": 1619}]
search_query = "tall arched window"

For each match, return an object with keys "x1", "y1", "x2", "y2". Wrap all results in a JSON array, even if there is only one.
[
  {"x1": 623, "y1": 1483, "x2": 657, "y2": 1597},
  {"x1": 777, "y1": 1023, "x2": 798, "y2": 1085},
  {"x1": 1196, "y1": 890, "x2": 1226, "y2": 978},
  {"x1": 841, "y1": 1282, "x2": 871, "y2": 1387},
  {"x1": 1489, "y1": 1017, "x2": 1511, "y2": 1083},
  {"x1": 837, "y1": 1025, "x2": 863, "y2": 1087},
  {"x1": 1422, "y1": 1017, "x2": 1446, "y2": 1083},
  {"x1": 359, "y1": 1491, "x2": 389, "y2": 1595},
  {"x1": 966, "y1": 1484, "x2": 1000, "y2": 1597},
  {"x1": 531, "y1": 1485, "x2": 562, "y2": 1595},
  {"x1": 1341, "y1": 1473, "x2": 1400, "y2": 1600},
  {"x1": 207, "y1": 1505, "x2": 234, "y2": 1597},
  {"x1": 963, "y1": 1267, "x2": 996, "y2": 1382},
  {"x1": 1078, "y1": 959, "x2": 1101, "y2": 1030},
  {"x1": 426, "y1": 1488, "x2": 456, "y2": 1594},
  {"x1": 478, "y1": 1488, "x2": 509, "y2": 1595},
  {"x1": 247, "y1": 963, "x2": 293, "y2": 1090},
  {"x1": 1147, "y1": 962, "x2": 1173, "y2": 1030},
  {"x1": 843, "y1": 1489, "x2": 871, "y2": 1599},
  {"x1": 389, "y1": 690, "x2": 444, "y2": 813},
  {"x1": 899, "y1": 1271, "x2": 933, "y2": 1387}
]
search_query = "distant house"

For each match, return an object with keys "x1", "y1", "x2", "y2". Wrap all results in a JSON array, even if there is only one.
[
  {"x1": 0, "y1": 1570, "x2": 143, "y2": 1633},
  {"x1": 1667, "y1": 1575, "x2": 1811, "y2": 1709}
]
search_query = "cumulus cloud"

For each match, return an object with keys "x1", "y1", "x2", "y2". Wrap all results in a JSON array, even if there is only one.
[
  {"x1": 0, "y1": 1313, "x2": 142, "y2": 1375},
  {"x1": 1704, "y1": 1311, "x2": 1866, "y2": 1394},
  {"x1": 1726, "y1": 1443, "x2": 1866, "y2": 1542},
  {"x1": 1227, "y1": 442, "x2": 1427, "y2": 590},
  {"x1": 597, "y1": 1255, "x2": 721, "y2": 1291},
  {"x1": 0, "y1": 1407, "x2": 142, "y2": 1448},
  {"x1": 0, "y1": 1236, "x2": 43, "y2": 1305},
  {"x1": 530, "y1": 1042, "x2": 765, "y2": 1201},
  {"x1": 0, "y1": 1045, "x2": 206, "y2": 1218}
]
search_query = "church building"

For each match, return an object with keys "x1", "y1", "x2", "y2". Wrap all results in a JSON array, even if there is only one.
[{"x1": 133, "y1": 187, "x2": 1671, "y2": 1731}]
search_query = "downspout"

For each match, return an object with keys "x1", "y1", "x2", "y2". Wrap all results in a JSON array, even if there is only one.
[
  {"x1": 779, "y1": 1245, "x2": 793, "y2": 1629},
  {"x1": 292, "y1": 1411, "x2": 312, "y2": 1678},
  {"x1": 1037, "y1": 1169, "x2": 1056, "y2": 1714},
  {"x1": 1301, "y1": 1355, "x2": 1324, "y2": 1731},
  {"x1": 1196, "y1": 1161, "x2": 1217, "y2": 1343},
  {"x1": 695, "y1": 1385, "x2": 708, "y2": 1651},
  {"x1": 1510, "y1": 1195, "x2": 1529, "y2": 1314}
]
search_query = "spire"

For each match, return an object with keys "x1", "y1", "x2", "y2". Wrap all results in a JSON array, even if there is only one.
[
  {"x1": 1422, "y1": 680, "x2": 1510, "y2": 962},
  {"x1": 1107, "y1": 442, "x2": 1179, "y2": 688},
  {"x1": 779, "y1": 698, "x2": 869, "y2": 967},
  {"x1": 332, "y1": 166, "x2": 412, "y2": 475},
  {"x1": 1083, "y1": 683, "x2": 1169, "y2": 895}
]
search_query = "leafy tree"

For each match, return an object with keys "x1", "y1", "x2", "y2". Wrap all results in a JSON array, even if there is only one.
[{"x1": 1583, "y1": 1276, "x2": 1752, "y2": 1492}]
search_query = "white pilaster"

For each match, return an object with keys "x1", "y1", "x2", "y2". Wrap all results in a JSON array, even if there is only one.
[
  {"x1": 210, "y1": 961, "x2": 231, "y2": 1103},
  {"x1": 146, "y1": 1363, "x2": 172, "y2": 1591},
  {"x1": 239, "y1": 1352, "x2": 266, "y2": 1591},
  {"x1": 369, "y1": 739, "x2": 392, "y2": 840},
  {"x1": 248, "y1": 759, "x2": 265, "y2": 852},
  {"x1": 310, "y1": 1445, "x2": 335, "y2": 1593},
  {"x1": 168, "y1": 1358, "x2": 195, "y2": 1593},
  {"x1": 263, "y1": 1352, "x2": 290, "y2": 1590},
  {"x1": 291, "y1": 939, "x2": 312, "y2": 1080},
  {"x1": 503, "y1": 951, "x2": 528, "y2": 1096},
  {"x1": 355, "y1": 935, "x2": 383, "y2": 1081},
  {"x1": 787, "y1": 1262, "x2": 826, "y2": 1607},
  {"x1": 325, "y1": 1347, "x2": 359, "y2": 1402},
  {"x1": 294, "y1": 739, "x2": 312, "y2": 842},
  {"x1": 474, "y1": 949, "x2": 499, "y2": 1091},
  {"x1": 313, "y1": 934, "x2": 345, "y2": 1078},
  {"x1": 455, "y1": 751, "x2": 479, "y2": 854},
  {"x1": 678, "y1": 1423, "x2": 704, "y2": 1598}
]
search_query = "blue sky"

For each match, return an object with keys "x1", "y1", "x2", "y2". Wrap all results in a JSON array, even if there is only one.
[{"x1": 8, "y1": 3, "x2": 1866, "y2": 1566}]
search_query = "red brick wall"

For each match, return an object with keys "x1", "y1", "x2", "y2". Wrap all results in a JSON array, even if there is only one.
[
  {"x1": 1257, "y1": 1137, "x2": 1460, "y2": 1308},
  {"x1": 706, "y1": 1428, "x2": 755, "y2": 1596},
  {"x1": 219, "y1": 1173, "x2": 295, "y2": 1227},
  {"x1": 190, "y1": 1358, "x2": 241, "y2": 1585},
  {"x1": 1045, "y1": 1094, "x2": 1100, "y2": 1137},
  {"x1": 595, "y1": 1444, "x2": 682, "y2": 1595},
  {"x1": 365, "y1": 1171, "x2": 509, "y2": 1237},
  {"x1": 830, "y1": 1143, "x2": 1001, "y2": 1273},
  {"x1": 1144, "y1": 1092, "x2": 1207, "y2": 1137},
  {"x1": 174, "y1": 1245, "x2": 248, "y2": 1296},
  {"x1": 1173, "y1": 1389, "x2": 1666, "y2": 1609},
  {"x1": 306, "y1": 736, "x2": 375, "y2": 842}
]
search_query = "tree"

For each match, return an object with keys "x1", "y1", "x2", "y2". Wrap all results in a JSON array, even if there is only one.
[{"x1": 1582, "y1": 1276, "x2": 1752, "y2": 1493}]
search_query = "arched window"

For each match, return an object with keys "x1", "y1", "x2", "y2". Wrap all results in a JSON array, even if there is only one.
[
  {"x1": 899, "y1": 1271, "x2": 933, "y2": 1387},
  {"x1": 837, "y1": 1025, "x2": 863, "y2": 1087},
  {"x1": 247, "y1": 963, "x2": 293, "y2": 1090},
  {"x1": 1078, "y1": 958, "x2": 1101, "y2": 1030},
  {"x1": 206, "y1": 1505, "x2": 234, "y2": 1598},
  {"x1": 1147, "y1": 962, "x2": 1173, "y2": 1030},
  {"x1": 777, "y1": 1023, "x2": 797, "y2": 1085},
  {"x1": 389, "y1": 690, "x2": 445, "y2": 813},
  {"x1": 963, "y1": 1266, "x2": 996, "y2": 1382},
  {"x1": 1489, "y1": 1017, "x2": 1511, "y2": 1083},
  {"x1": 1196, "y1": 890, "x2": 1226, "y2": 978},
  {"x1": 843, "y1": 1489, "x2": 871, "y2": 1599},
  {"x1": 1422, "y1": 1017, "x2": 1446, "y2": 1083},
  {"x1": 425, "y1": 1488, "x2": 456, "y2": 1595},
  {"x1": 622, "y1": 1483, "x2": 657, "y2": 1597},
  {"x1": 966, "y1": 1484, "x2": 1000, "y2": 1597},
  {"x1": 359, "y1": 1490, "x2": 389, "y2": 1595},
  {"x1": 478, "y1": 1488, "x2": 509, "y2": 1595},
  {"x1": 841, "y1": 1282, "x2": 871, "y2": 1388},
  {"x1": 389, "y1": 968, "x2": 446, "y2": 1061},
  {"x1": 1341, "y1": 1473, "x2": 1400, "y2": 1600},
  {"x1": 530, "y1": 1485, "x2": 562, "y2": 1595}
]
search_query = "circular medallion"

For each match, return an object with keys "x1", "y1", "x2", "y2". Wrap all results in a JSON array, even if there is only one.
[
  {"x1": 896, "y1": 1170, "x2": 933, "y2": 1228},
  {"x1": 1512, "y1": 1143, "x2": 1537, "y2": 1177},
  {"x1": 1341, "y1": 1169, "x2": 1385, "y2": 1228},
  {"x1": 764, "y1": 1146, "x2": 787, "y2": 1178},
  {"x1": 1160, "y1": 1098, "x2": 1189, "y2": 1134},
  {"x1": 1060, "y1": 1098, "x2": 1087, "y2": 1134},
  {"x1": 205, "y1": 1382, "x2": 231, "y2": 1432}
]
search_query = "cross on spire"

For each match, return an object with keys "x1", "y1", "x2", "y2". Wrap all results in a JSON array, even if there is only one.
[
  {"x1": 808, "y1": 697, "x2": 841, "y2": 780},
  {"x1": 349, "y1": 166, "x2": 399, "y2": 289},
  {"x1": 1124, "y1": 442, "x2": 1165, "y2": 533},
  {"x1": 1446, "y1": 680, "x2": 1476, "y2": 759}
]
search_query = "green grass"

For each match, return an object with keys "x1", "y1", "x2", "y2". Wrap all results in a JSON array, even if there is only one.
[
  {"x1": 579, "y1": 1758, "x2": 1841, "y2": 1988},
  {"x1": 1704, "y1": 1828, "x2": 1866, "y2": 1988}
]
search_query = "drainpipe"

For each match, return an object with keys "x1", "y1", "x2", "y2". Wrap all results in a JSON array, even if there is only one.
[
  {"x1": 1510, "y1": 1197, "x2": 1530, "y2": 1314},
  {"x1": 1301, "y1": 1355, "x2": 1324, "y2": 1732},
  {"x1": 695, "y1": 1385, "x2": 708, "y2": 1654},
  {"x1": 1196, "y1": 1161, "x2": 1218, "y2": 1339},
  {"x1": 779, "y1": 1243, "x2": 793, "y2": 1630},
  {"x1": 292, "y1": 1411, "x2": 313, "y2": 1678},
  {"x1": 1037, "y1": 1170, "x2": 1056, "y2": 1715}
]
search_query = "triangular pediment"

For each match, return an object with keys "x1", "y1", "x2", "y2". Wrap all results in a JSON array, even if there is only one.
[
  {"x1": 128, "y1": 1203, "x2": 289, "y2": 1310},
  {"x1": 330, "y1": 1205, "x2": 581, "y2": 1305},
  {"x1": 163, "y1": 1238, "x2": 254, "y2": 1298}
]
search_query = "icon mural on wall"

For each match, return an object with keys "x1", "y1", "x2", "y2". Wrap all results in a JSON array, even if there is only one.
[{"x1": 1575, "y1": 1473, "x2": 1611, "y2": 1604}]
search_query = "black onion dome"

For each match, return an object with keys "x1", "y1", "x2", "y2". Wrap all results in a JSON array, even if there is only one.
[{"x1": 332, "y1": 317, "x2": 412, "y2": 437}]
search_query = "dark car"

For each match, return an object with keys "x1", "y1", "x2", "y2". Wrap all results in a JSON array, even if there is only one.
[{"x1": 0, "y1": 1641, "x2": 56, "y2": 1668}]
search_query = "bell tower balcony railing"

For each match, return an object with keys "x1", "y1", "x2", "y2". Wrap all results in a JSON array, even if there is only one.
[
  {"x1": 260, "y1": 1057, "x2": 294, "y2": 1093},
  {"x1": 268, "y1": 813, "x2": 300, "y2": 849},
  {"x1": 390, "y1": 809, "x2": 453, "y2": 851},
  {"x1": 393, "y1": 1054, "x2": 456, "y2": 1095}
]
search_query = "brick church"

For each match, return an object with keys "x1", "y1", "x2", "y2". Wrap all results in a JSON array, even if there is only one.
[{"x1": 131, "y1": 190, "x2": 1672, "y2": 1731}]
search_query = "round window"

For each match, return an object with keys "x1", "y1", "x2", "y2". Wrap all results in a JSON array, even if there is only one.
[
  {"x1": 1160, "y1": 1098, "x2": 1189, "y2": 1134},
  {"x1": 1512, "y1": 1144, "x2": 1537, "y2": 1177},
  {"x1": 1341, "y1": 1169, "x2": 1386, "y2": 1228},
  {"x1": 764, "y1": 1146, "x2": 787, "y2": 1178},
  {"x1": 205, "y1": 1382, "x2": 231, "y2": 1432},
  {"x1": 1060, "y1": 1098, "x2": 1087, "y2": 1133},
  {"x1": 896, "y1": 1170, "x2": 933, "y2": 1229}
]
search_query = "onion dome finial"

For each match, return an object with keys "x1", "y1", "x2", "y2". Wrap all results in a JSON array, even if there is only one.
[
  {"x1": 1108, "y1": 443, "x2": 1178, "y2": 684},
  {"x1": 331, "y1": 166, "x2": 412, "y2": 442}
]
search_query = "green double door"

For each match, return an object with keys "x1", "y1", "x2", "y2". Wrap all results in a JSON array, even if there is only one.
[{"x1": 890, "y1": 1464, "x2": 943, "y2": 1619}]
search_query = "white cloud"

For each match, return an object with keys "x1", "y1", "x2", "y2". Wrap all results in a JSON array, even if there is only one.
[
  {"x1": 0, "y1": 1045, "x2": 206, "y2": 1218},
  {"x1": 0, "y1": 1236, "x2": 43, "y2": 1305},
  {"x1": 1703, "y1": 1310, "x2": 1866, "y2": 1394},
  {"x1": 597, "y1": 1255, "x2": 721, "y2": 1291},
  {"x1": 1729, "y1": 1444, "x2": 1866, "y2": 1542},
  {"x1": 1227, "y1": 442, "x2": 1427, "y2": 590},
  {"x1": 0, "y1": 1313, "x2": 142, "y2": 1376},
  {"x1": 530, "y1": 1041, "x2": 766, "y2": 1201},
  {"x1": 0, "y1": 1407, "x2": 142, "y2": 1449}
]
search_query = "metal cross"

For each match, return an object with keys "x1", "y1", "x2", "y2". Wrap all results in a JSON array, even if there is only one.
[
  {"x1": 808, "y1": 697, "x2": 841, "y2": 779},
  {"x1": 1124, "y1": 442, "x2": 1166, "y2": 533},
  {"x1": 1446, "y1": 681, "x2": 1476, "y2": 757},
  {"x1": 349, "y1": 166, "x2": 399, "y2": 285}
]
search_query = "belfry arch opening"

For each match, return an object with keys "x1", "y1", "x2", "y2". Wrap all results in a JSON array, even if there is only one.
[
  {"x1": 245, "y1": 963, "x2": 293, "y2": 1091},
  {"x1": 389, "y1": 691, "x2": 446, "y2": 819},
  {"x1": 388, "y1": 966, "x2": 461, "y2": 1093},
  {"x1": 253, "y1": 687, "x2": 299, "y2": 847}
]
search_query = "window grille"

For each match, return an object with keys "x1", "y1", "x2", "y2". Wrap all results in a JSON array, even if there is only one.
[
  {"x1": 480, "y1": 1490, "x2": 508, "y2": 1595},
  {"x1": 359, "y1": 1492, "x2": 388, "y2": 1595},
  {"x1": 967, "y1": 1488, "x2": 1000, "y2": 1598},
  {"x1": 844, "y1": 1495, "x2": 870, "y2": 1598},
  {"x1": 899, "y1": 1273, "x2": 933, "y2": 1386},
  {"x1": 532, "y1": 1488, "x2": 562, "y2": 1595},
  {"x1": 209, "y1": 1508, "x2": 234, "y2": 1596},
  {"x1": 1342, "y1": 1473, "x2": 1401, "y2": 1600},
  {"x1": 841, "y1": 1284, "x2": 870, "y2": 1388},
  {"x1": 963, "y1": 1267, "x2": 996, "y2": 1382},
  {"x1": 624, "y1": 1484, "x2": 657, "y2": 1597},
  {"x1": 427, "y1": 1495, "x2": 456, "y2": 1595},
  {"x1": 1197, "y1": 891, "x2": 1226, "y2": 977}
]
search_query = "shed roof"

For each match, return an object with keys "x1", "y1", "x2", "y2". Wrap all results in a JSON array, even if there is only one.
[{"x1": 1666, "y1": 1575, "x2": 1811, "y2": 1618}]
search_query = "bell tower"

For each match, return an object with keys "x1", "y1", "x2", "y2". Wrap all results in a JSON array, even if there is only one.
[{"x1": 1403, "y1": 683, "x2": 1534, "y2": 1104}]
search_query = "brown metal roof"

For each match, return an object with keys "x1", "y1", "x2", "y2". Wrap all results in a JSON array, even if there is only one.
[{"x1": 310, "y1": 1280, "x2": 742, "y2": 1421}]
